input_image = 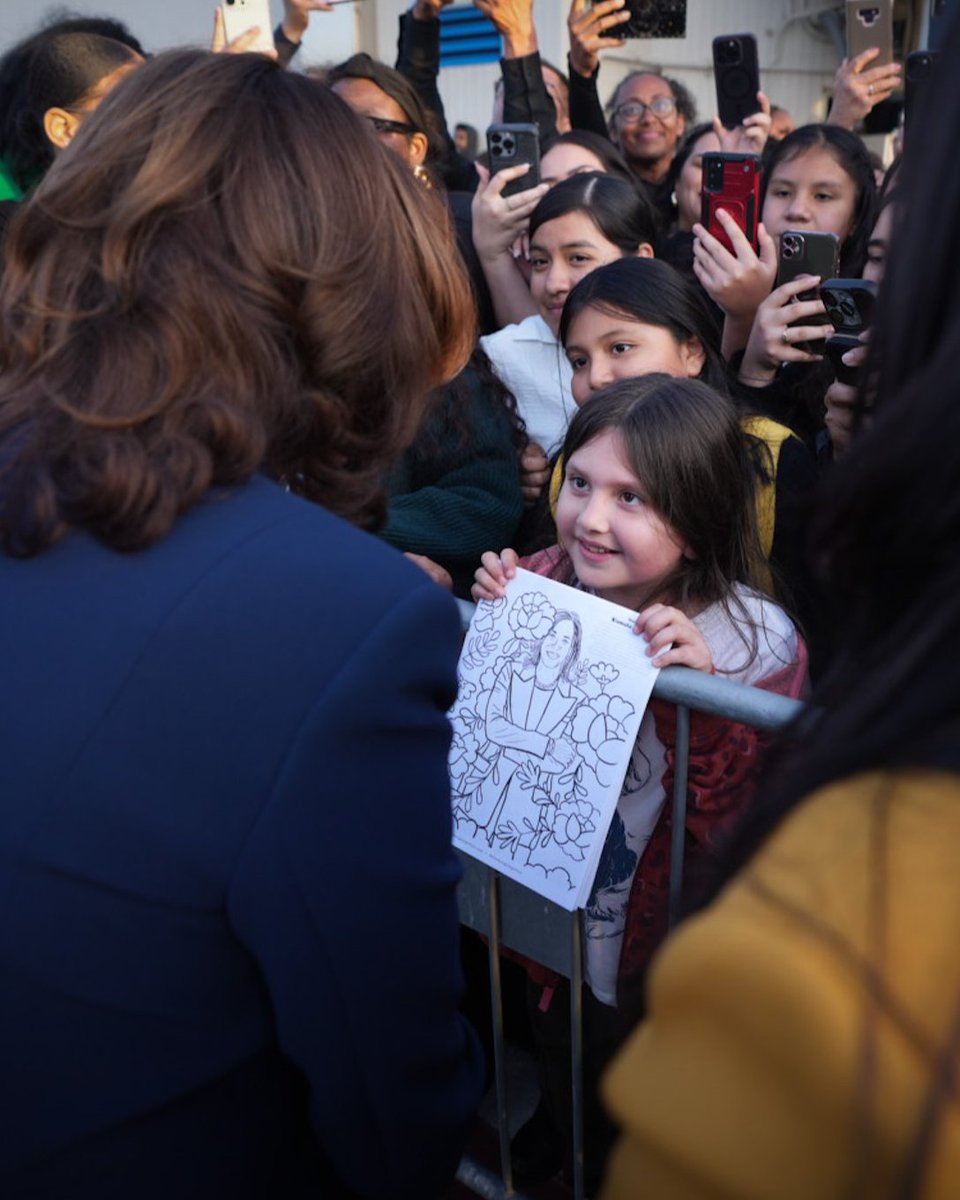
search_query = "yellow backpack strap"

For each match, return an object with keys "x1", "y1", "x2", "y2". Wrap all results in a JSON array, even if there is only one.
[
  {"x1": 548, "y1": 455, "x2": 564, "y2": 518},
  {"x1": 741, "y1": 415, "x2": 792, "y2": 562}
]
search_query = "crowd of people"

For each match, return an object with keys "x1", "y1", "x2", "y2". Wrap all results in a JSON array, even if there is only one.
[{"x1": 0, "y1": 1, "x2": 957, "y2": 1198}]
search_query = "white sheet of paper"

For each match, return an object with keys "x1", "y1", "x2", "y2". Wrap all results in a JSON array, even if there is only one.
[{"x1": 449, "y1": 569, "x2": 659, "y2": 911}]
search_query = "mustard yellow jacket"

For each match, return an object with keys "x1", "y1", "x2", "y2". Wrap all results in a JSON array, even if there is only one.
[{"x1": 602, "y1": 769, "x2": 960, "y2": 1200}]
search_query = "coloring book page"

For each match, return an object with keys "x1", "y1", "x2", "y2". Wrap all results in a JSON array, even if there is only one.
[{"x1": 449, "y1": 569, "x2": 659, "y2": 910}]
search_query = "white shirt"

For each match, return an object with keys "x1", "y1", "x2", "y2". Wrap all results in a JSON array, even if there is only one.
[{"x1": 481, "y1": 315, "x2": 576, "y2": 457}]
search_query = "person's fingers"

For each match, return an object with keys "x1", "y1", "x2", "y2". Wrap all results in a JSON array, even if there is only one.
[
  {"x1": 850, "y1": 46, "x2": 881, "y2": 73},
  {"x1": 757, "y1": 222, "x2": 777, "y2": 270}
]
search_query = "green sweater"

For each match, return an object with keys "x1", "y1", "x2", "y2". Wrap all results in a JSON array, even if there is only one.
[{"x1": 383, "y1": 360, "x2": 524, "y2": 598}]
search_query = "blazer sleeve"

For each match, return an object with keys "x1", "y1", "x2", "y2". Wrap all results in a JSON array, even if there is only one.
[{"x1": 225, "y1": 581, "x2": 484, "y2": 1199}]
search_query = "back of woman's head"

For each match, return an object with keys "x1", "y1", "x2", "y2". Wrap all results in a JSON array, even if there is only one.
[
  {"x1": 558, "y1": 256, "x2": 727, "y2": 392},
  {"x1": 0, "y1": 50, "x2": 474, "y2": 555},
  {"x1": 762, "y1": 123, "x2": 876, "y2": 274},
  {"x1": 0, "y1": 29, "x2": 140, "y2": 191},
  {"x1": 529, "y1": 171, "x2": 657, "y2": 253},
  {"x1": 562, "y1": 375, "x2": 761, "y2": 609}
]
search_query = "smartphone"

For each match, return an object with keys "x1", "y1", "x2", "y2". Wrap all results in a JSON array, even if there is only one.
[
  {"x1": 819, "y1": 278, "x2": 878, "y2": 337},
  {"x1": 777, "y1": 230, "x2": 840, "y2": 354},
  {"x1": 700, "y1": 152, "x2": 761, "y2": 254},
  {"x1": 712, "y1": 34, "x2": 761, "y2": 128},
  {"x1": 487, "y1": 123, "x2": 541, "y2": 198},
  {"x1": 824, "y1": 334, "x2": 864, "y2": 386},
  {"x1": 845, "y1": 0, "x2": 894, "y2": 67},
  {"x1": 614, "y1": 0, "x2": 687, "y2": 39},
  {"x1": 905, "y1": 50, "x2": 939, "y2": 128},
  {"x1": 220, "y1": 0, "x2": 274, "y2": 55}
]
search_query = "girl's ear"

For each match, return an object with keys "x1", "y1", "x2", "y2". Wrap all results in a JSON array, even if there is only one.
[
  {"x1": 43, "y1": 107, "x2": 82, "y2": 151},
  {"x1": 636, "y1": 242, "x2": 655, "y2": 259},
  {"x1": 679, "y1": 336, "x2": 707, "y2": 379}
]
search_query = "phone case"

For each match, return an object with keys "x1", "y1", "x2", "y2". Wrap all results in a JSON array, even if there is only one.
[
  {"x1": 905, "y1": 50, "x2": 939, "y2": 126},
  {"x1": 487, "y1": 124, "x2": 541, "y2": 198},
  {"x1": 819, "y1": 278, "x2": 878, "y2": 336},
  {"x1": 845, "y1": 0, "x2": 894, "y2": 67},
  {"x1": 824, "y1": 334, "x2": 863, "y2": 386},
  {"x1": 700, "y1": 152, "x2": 761, "y2": 254},
  {"x1": 778, "y1": 231, "x2": 841, "y2": 353},
  {"x1": 618, "y1": 0, "x2": 687, "y2": 39},
  {"x1": 712, "y1": 34, "x2": 761, "y2": 128},
  {"x1": 220, "y1": 0, "x2": 275, "y2": 55}
]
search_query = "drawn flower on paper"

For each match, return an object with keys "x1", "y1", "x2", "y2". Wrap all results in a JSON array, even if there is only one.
[
  {"x1": 449, "y1": 727, "x2": 481, "y2": 781},
  {"x1": 570, "y1": 694, "x2": 637, "y2": 787},
  {"x1": 472, "y1": 600, "x2": 501, "y2": 632},
  {"x1": 549, "y1": 800, "x2": 597, "y2": 861},
  {"x1": 457, "y1": 681, "x2": 477, "y2": 705},
  {"x1": 508, "y1": 592, "x2": 556, "y2": 642},
  {"x1": 590, "y1": 661, "x2": 620, "y2": 687}
]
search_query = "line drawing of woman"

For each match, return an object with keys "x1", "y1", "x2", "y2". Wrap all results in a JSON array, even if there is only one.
[{"x1": 464, "y1": 610, "x2": 586, "y2": 852}]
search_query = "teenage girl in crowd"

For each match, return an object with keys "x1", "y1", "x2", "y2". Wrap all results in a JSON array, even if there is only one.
[
  {"x1": 693, "y1": 124, "x2": 877, "y2": 447},
  {"x1": 601, "y1": 17, "x2": 960, "y2": 1196},
  {"x1": 558, "y1": 257, "x2": 820, "y2": 648},
  {"x1": 473, "y1": 375, "x2": 808, "y2": 1186},
  {"x1": 480, "y1": 172, "x2": 656, "y2": 462}
]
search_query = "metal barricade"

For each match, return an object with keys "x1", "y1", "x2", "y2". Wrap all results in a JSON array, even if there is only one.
[{"x1": 454, "y1": 598, "x2": 805, "y2": 1199}]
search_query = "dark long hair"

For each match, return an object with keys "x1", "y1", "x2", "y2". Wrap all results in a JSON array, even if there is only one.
[
  {"x1": 0, "y1": 51, "x2": 475, "y2": 555},
  {"x1": 0, "y1": 28, "x2": 141, "y2": 191},
  {"x1": 761, "y1": 124, "x2": 877, "y2": 276},
  {"x1": 541, "y1": 129, "x2": 635, "y2": 184},
  {"x1": 710, "y1": 28, "x2": 960, "y2": 1192},
  {"x1": 529, "y1": 171, "x2": 657, "y2": 253}
]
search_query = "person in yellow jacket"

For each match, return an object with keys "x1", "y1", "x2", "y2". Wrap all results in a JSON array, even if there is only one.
[{"x1": 599, "y1": 25, "x2": 960, "y2": 1196}]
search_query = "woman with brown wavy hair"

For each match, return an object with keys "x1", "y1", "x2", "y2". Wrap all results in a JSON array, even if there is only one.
[{"x1": 0, "y1": 49, "x2": 483, "y2": 1200}]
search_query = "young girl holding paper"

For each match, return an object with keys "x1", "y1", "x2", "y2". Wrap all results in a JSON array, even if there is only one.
[{"x1": 473, "y1": 374, "x2": 807, "y2": 1186}]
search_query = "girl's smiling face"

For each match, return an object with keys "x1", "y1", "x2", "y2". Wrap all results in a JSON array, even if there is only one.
[
  {"x1": 564, "y1": 305, "x2": 706, "y2": 406},
  {"x1": 529, "y1": 211, "x2": 633, "y2": 335},
  {"x1": 556, "y1": 428, "x2": 690, "y2": 611},
  {"x1": 761, "y1": 145, "x2": 857, "y2": 245}
]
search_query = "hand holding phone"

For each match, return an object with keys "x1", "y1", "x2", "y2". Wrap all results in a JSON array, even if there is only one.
[
  {"x1": 487, "y1": 124, "x2": 541, "y2": 198},
  {"x1": 700, "y1": 152, "x2": 761, "y2": 254},
  {"x1": 712, "y1": 34, "x2": 762, "y2": 129},
  {"x1": 218, "y1": 0, "x2": 275, "y2": 55},
  {"x1": 777, "y1": 230, "x2": 840, "y2": 354}
]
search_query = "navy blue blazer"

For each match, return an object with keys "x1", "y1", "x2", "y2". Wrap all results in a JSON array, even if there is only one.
[{"x1": 0, "y1": 474, "x2": 484, "y2": 1198}]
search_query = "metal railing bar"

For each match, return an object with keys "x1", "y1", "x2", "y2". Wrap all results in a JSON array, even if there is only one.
[
  {"x1": 485, "y1": 868, "x2": 513, "y2": 1194},
  {"x1": 668, "y1": 704, "x2": 691, "y2": 928},
  {"x1": 569, "y1": 909, "x2": 585, "y2": 1200}
]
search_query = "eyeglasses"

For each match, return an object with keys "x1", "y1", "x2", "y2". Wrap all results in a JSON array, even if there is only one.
[
  {"x1": 366, "y1": 115, "x2": 418, "y2": 137},
  {"x1": 614, "y1": 96, "x2": 677, "y2": 123}
]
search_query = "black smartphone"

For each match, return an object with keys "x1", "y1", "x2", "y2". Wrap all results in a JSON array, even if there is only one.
[
  {"x1": 614, "y1": 0, "x2": 687, "y2": 39},
  {"x1": 486, "y1": 123, "x2": 541, "y2": 198},
  {"x1": 819, "y1": 278, "x2": 878, "y2": 337},
  {"x1": 777, "y1": 230, "x2": 841, "y2": 354},
  {"x1": 700, "y1": 152, "x2": 761, "y2": 254},
  {"x1": 712, "y1": 34, "x2": 761, "y2": 128},
  {"x1": 824, "y1": 334, "x2": 864, "y2": 386},
  {"x1": 905, "y1": 50, "x2": 939, "y2": 129}
]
